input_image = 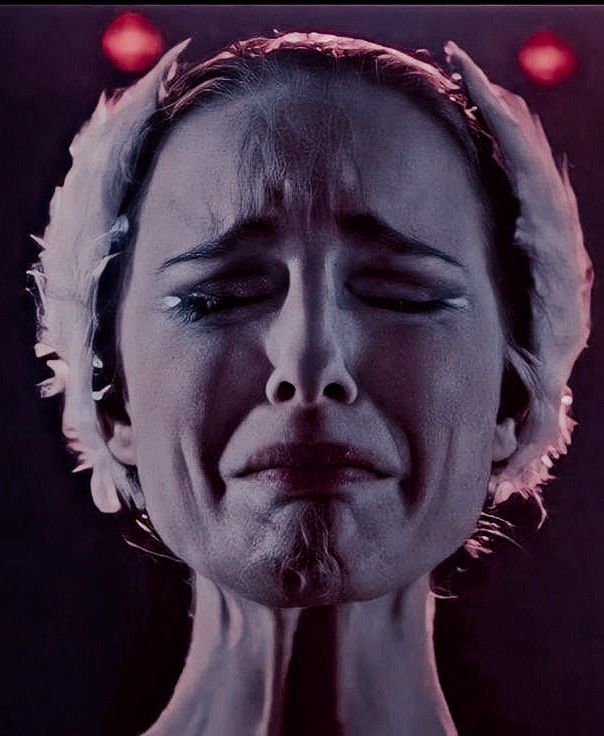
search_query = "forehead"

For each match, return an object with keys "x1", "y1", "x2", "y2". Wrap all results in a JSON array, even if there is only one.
[{"x1": 136, "y1": 74, "x2": 488, "y2": 264}]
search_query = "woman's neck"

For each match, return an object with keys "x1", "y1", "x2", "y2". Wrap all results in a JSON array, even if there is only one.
[{"x1": 143, "y1": 573, "x2": 457, "y2": 736}]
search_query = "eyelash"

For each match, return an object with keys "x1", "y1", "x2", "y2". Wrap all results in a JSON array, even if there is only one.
[
  {"x1": 359, "y1": 295, "x2": 468, "y2": 314},
  {"x1": 162, "y1": 290, "x2": 468, "y2": 324},
  {"x1": 166, "y1": 293, "x2": 264, "y2": 323}
]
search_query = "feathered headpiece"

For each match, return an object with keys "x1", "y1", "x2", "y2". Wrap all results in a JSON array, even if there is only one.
[{"x1": 28, "y1": 33, "x2": 593, "y2": 557}]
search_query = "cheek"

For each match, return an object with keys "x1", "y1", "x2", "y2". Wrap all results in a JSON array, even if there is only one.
[
  {"x1": 356, "y1": 311, "x2": 504, "y2": 568},
  {"x1": 120, "y1": 313, "x2": 270, "y2": 560},
  {"x1": 360, "y1": 311, "x2": 503, "y2": 427}
]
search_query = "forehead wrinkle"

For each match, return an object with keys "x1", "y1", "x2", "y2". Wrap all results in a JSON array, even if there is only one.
[
  {"x1": 162, "y1": 192, "x2": 226, "y2": 240},
  {"x1": 235, "y1": 86, "x2": 364, "y2": 230}
]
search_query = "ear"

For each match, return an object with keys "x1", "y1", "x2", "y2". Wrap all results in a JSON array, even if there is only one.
[
  {"x1": 492, "y1": 416, "x2": 518, "y2": 463},
  {"x1": 492, "y1": 362, "x2": 529, "y2": 464},
  {"x1": 97, "y1": 378, "x2": 138, "y2": 467},
  {"x1": 93, "y1": 406, "x2": 145, "y2": 514},
  {"x1": 106, "y1": 418, "x2": 137, "y2": 466}
]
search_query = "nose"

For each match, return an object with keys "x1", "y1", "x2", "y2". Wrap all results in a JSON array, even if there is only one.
[{"x1": 264, "y1": 263, "x2": 358, "y2": 406}]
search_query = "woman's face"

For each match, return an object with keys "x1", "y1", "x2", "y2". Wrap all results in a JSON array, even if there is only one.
[{"x1": 112, "y1": 75, "x2": 511, "y2": 606}]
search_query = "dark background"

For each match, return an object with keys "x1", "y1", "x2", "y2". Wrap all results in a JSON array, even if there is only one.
[{"x1": 2, "y1": 5, "x2": 604, "y2": 735}]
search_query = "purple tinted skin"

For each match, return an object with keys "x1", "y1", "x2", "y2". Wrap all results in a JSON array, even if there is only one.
[{"x1": 109, "y1": 74, "x2": 515, "y2": 609}]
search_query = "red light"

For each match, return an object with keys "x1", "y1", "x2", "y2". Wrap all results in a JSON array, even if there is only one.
[
  {"x1": 518, "y1": 30, "x2": 577, "y2": 86},
  {"x1": 101, "y1": 12, "x2": 164, "y2": 73}
]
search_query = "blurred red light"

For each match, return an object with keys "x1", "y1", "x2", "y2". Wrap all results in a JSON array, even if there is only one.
[
  {"x1": 518, "y1": 30, "x2": 577, "y2": 86},
  {"x1": 101, "y1": 12, "x2": 164, "y2": 73}
]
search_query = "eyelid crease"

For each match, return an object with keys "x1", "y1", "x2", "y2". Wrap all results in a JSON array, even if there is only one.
[
  {"x1": 336, "y1": 211, "x2": 467, "y2": 271},
  {"x1": 347, "y1": 275, "x2": 469, "y2": 303},
  {"x1": 349, "y1": 272, "x2": 466, "y2": 295}
]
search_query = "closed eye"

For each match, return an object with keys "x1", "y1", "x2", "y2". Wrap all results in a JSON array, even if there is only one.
[
  {"x1": 160, "y1": 291, "x2": 271, "y2": 324},
  {"x1": 360, "y1": 294, "x2": 469, "y2": 313}
]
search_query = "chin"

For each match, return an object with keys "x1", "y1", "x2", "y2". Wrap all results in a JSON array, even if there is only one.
[
  {"x1": 271, "y1": 559, "x2": 347, "y2": 608},
  {"x1": 204, "y1": 556, "x2": 347, "y2": 608},
  {"x1": 209, "y1": 500, "x2": 352, "y2": 607},
  {"x1": 198, "y1": 499, "x2": 423, "y2": 607},
  {"x1": 219, "y1": 554, "x2": 407, "y2": 608}
]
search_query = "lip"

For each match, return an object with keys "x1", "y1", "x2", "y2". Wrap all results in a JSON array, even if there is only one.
[{"x1": 232, "y1": 442, "x2": 396, "y2": 490}]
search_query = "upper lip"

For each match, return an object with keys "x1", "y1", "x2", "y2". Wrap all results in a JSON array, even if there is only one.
[{"x1": 233, "y1": 442, "x2": 395, "y2": 479}]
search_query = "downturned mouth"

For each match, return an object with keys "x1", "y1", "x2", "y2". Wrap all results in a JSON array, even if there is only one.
[{"x1": 234, "y1": 442, "x2": 393, "y2": 479}]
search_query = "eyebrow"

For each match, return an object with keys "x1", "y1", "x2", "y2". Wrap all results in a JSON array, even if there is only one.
[
  {"x1": 156, "y1": 217, "x2": 277, "y2": 273},
  {"x1": 336, "y1": 211, "x2": 466, "y2": 270},
  {"x1": 156, "y1": 210, "x2": 465, "y2": 273}
]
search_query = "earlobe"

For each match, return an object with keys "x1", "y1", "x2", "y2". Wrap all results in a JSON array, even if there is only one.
[
  {"x1": 107, "y1": 420, "x2": 137, "y2": 466},
  {"x1": 91, "y1": 462, "x2": 122, "y2": 513},
  {"x1": 492, "y1": 416, "x2": 518, "y2": 463}
]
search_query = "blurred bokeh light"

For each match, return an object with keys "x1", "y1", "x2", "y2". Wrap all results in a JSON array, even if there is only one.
[
  {"x1": 518, "y1": 29, "x2": 577, "y2": 85},
  {"x1": 101, "y1": 12, "x2": 164, "y2": 73}
]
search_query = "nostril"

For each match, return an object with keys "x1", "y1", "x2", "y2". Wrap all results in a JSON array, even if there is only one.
[
  {"x1": 323, "y1": 382, "x2": 348, "y2": 402},
  {"x1": 275, "y1": 381, "x2": 296, "y2": 402}
]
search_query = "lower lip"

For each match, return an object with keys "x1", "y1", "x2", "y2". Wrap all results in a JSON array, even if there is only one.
[{"x1": 239, "y1": 466, "x2": 387, "y2": 492}]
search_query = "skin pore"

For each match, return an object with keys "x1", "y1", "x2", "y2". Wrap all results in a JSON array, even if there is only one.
[{"x1": 106, "y1": 71, "x2": 518, "y2": 734}]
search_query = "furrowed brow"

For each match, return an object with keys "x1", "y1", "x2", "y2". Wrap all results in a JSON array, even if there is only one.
[
  {"x1": 337, "y1": 211, "x2": 466, "y2": 270},
  {"x1": 156, "y1": 217, "x2": 277, "y2": 273}
]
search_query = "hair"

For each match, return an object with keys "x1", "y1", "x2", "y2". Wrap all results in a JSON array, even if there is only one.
[{"x1": 28, "y1": 31, "x2": 582, "y2": 574}]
